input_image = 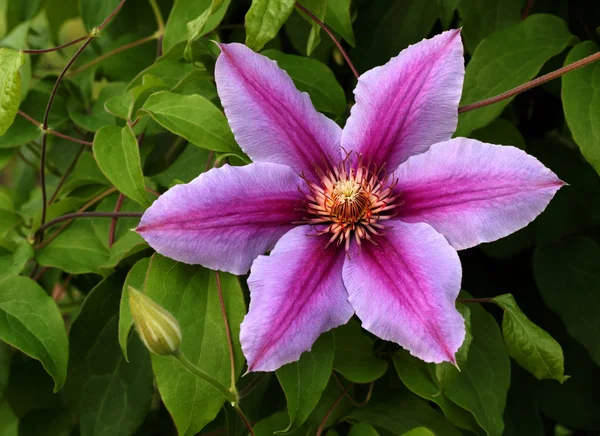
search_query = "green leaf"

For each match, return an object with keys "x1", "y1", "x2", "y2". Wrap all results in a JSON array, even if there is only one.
[
  {"x1": 253, "y1": 412, "x2": 306, "y2": 436},
  {"x1": 119, "y1": 257, "x2": 151, "y2": 361},
  {"x1": 305, "y1": 375, "x2": 354, "y2": 430},
  {"x1": 332, "y1": 320, "x2": 388, "y2": 383},
  {"x1": 145, "y1": 255, "x2": 246, "y2": 436},
  {"x1": 185, "y1": 0, "x2": 226, "y2": 59},
  {"x1": 402, "y1": 428, "x2": 435, "y2": 436},
  {"x1": 325, "y1": 0, "x2": 355, "y2": 46},
  {"x1": 262, "y1": 49, "x2": 346, "y2": 117},
  {"x1": 562, "y1": 41, "x2": 600, "y2": 176},
  {"x1": 0, "y1": 48, "x2": 25, "y2": 136},
  {"x1": 493, "y1": 294, "x2": 567, "y2": 382},
  {"x1": 534, "y1": 236, "x2": 600, "y2": 367},
  {"x1": 163, "y1": 0, "x2": 230, "y2": 52},
  {"x1": 393, "y1": 350, "x2": 480, "y2": 433},
  {"x1": 245, "y1": 0, "x2": 295, "y2": 52},
  {"x1": 0, "y1": 276, "x2": 68, "y2": 391},
  {"x1": 352, "y1": 0, "x2": 438, "y2": 72},
  {"x1": 297, "y1": 0, "x2": 327, "y2": 55},
  {"x1": 348, "y1": 391, "x2": 462, "y2": 436},
  {"x1": 67, "y1": 82, "x2": 127, "y2": 132},
  {"x1": 0, "y1": 341, "x2": 11, "y2": 398},
  {"x1": 432, "y1": 303, "x2": 473, "y2": 389},
  {"x1": 152, "y1": 144, "x2": 211, "y2": 187},
  {"x1": 128, "y1": 75, "x2": 169, "y2": 119},
  {"x1": 348, "y1": 422, "x2": 380, "y2": 436},
  {"x1": 93, "y1": 125, "x2": 150, "y2": 206},
  {"x1": 141, "y1": 91, "x2": 238, "y2": 152},
  {"x1": 36, "y1": 220, "x2": 109, "y2": 274},
  {"x1": 440, "y1": 302, "x2": 511, "y2": 436},
  {"x1": 457, "y1": 0, "x2": 522, "y2": 53},
  {"x1": 275, "y1": 332, "x2": 334, "y2": 432},
  {"x1": 456, "y1": 14, "x2": 574, "y2": 136},
  {"x1": 64, "y1": 273, "x2": 154, "y2": 436},
  {"x1": 36, "y1": 217, "x2": 145, "y2": 275},
  {"x1": 0, "y1": 398, "x2": 18, "y2": 436},
  {"x1": 437, "y1": 0, "x2": 459, "y2": 29},
  {"x1": 0, "y1": 238, "x2": 33, "y2": 278},
  {"x1": 80, "y1": 0, "x2": 120, "y2": 32},
  {"x1": 0, "y1": 192, "x2": 18, "y2": 238}
]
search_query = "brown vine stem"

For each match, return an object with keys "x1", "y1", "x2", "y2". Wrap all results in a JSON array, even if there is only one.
[
  {"x1": 294, "y1": 2, "x2": 359, "y2": 80},
  {"x1": 35, "y1": 187, "x2": 118, "y2": 248},
  {"x1": 332, "y1": 372, "x2": 373, "y2": 407},
  {"x1": 108, "y1": 194, "x2": 125, "y2": 247},
  {"x1": 235, "y1": 407, "x2": 255, "y2": 436},
  {"x1": 36, "y1": 211, "x2": 143, "y2": 240},
  {"x1": 38, "y1": 0, "x2": 128, "y2": 239},
  {"x1": 458, "y1": 298, "x2": 494, "y2": 304},
  {"x1": 316, "y1": 381, "x2": 352, "y2": 436},
  {"x1": 68, "y1": 32, "x2": 161, "y2": 77},
  {"x1": 458, "y1": 49, "x2": 600, "y2": 113},
  {"x1": 216, "y1": 272, "x2": 238, "y2": 395},
  {"x1": 21, "y1": 35, "x2": 89, "y2": 54},
  {"x1": 17, "y1": 111, "x2": 93, "y2": 147}
]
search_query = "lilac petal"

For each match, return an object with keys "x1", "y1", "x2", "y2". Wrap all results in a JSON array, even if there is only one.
[
  {"x1": 241, "y1": 226, "x2": 354, "y2": 372},
  {"x1": 136, "y1": 163, "x2": 304, "y2": 275},
  {"x1": 341, "y1": 29, "x2": 464, "y2": 172},
  {"x1": 343, "y1": 220, "x2": 465, "y2": 364},
  {"x1": 215, "y1": 43, "x2": 342, "y2": 180},
  {"x1": 395, "y1": 138, "x2": 564, "y2": 250}
]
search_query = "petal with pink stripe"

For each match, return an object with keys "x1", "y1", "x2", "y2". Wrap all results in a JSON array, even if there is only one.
[
  {"x1": 215, "y1": 43, "x2": 342, "y2": 180},
  {"x1": 343, "y1": 220, "x2": 465, "y2": 364},
  {"x1": 136, "y1": 163, "x2": 304, "y2": 275},
  {"x1": 341, "y1": 29, "x2": 464, "y2": 172},
  {"x1": 395, "y1": 138, "x2": 564, "y2": 250},
  {"x1": 241, "y1": 226, "x2": 353, "y2": 372}
]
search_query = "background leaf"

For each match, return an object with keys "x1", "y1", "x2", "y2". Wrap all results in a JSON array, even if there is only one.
[
  {"x1": 562, "y1": 41, "x2": 600, "y2": 176},
  {"x1": 534, "y1": 236, "x2": 600, "y2": 367},
  {"x1": 64, "y1": 273, "x2": 154, "y2": 436},
  {"x1": 0, "y1": 276, "x2": 68, "y2": 391},
  {"x1": 141, "y1": 91, "x2": 238, "y2": 152},
  {"x1": 93, "y1": 125, "x2": 149, "y2": 206},
  {"x1": 493, "y1": 293, "x2": 567, "y2": 382},
  {"x1": 0, "y1": 48, "x2": 25, "y2": 136},
  {"x1": 456, "y1": 14, "x2": 574, "y2": 136},
  {"x1": 145, "y1": 255, "x2": 245, "y2": 436},
  {"x1": 276, "y1": 331, "x2": 334, "y2": 432}
]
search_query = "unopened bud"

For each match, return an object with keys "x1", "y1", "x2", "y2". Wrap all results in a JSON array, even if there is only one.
[{"x1": 128, "y1": 286, "x2": 182, "y2": 356}]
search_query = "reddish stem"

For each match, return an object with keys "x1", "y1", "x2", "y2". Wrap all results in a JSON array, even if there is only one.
[
  {"x1": 316, "y1": 381, "x2": 352, "y2": 436},
  {"x1": 458, "y1": 49, "x2": 600, "y2": 113},
  {"x1": 36, "y1": 211, "x2": 142, "y2": 237},
  {"x1": 108, "y1": 194, "x2": 125, "y2": 247},
  {"x1": 216, "y1": 271, "x2": 237, "y2": 391},
  {"x1": 17, "y1": 111, "x2": 92, "y2": 146},
  {"x1": 294, "y1": 2, "x2": 359, "y2": 80},
  {"x1": 458, "y1": 298, "x2": 494, "y2": 304},
  {"x1": 22, "y1": 35, "x2": 89, "y2": 54}
]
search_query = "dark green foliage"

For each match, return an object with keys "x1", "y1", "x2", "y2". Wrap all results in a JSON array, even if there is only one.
[{"x1": 0, "y1": 0, "x2": 599, "y2": 434}]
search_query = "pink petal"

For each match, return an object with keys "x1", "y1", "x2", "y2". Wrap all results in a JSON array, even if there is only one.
[
  {"x1": 215, "y1": 43, "x2": 342, "y2": 180},
  {"x1": 343, "y1": 220, "x2": 465, "y2": 363},
  {"x1": 241, "y1": 226, "x2": 353, "y2": 372},
  {"x1": 395, "y1": 138, "x2": 564, "y2": 250},
  {"x1": 341, "y1": 29, "x2": 464, "y2": 172},
  {"x1": 136, "y1": 163, "x2": 304, "y2": 275}
]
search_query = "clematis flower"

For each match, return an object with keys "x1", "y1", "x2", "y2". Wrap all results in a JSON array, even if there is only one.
[{"x1": 136, "y1": 30, "x2": 563, "y2": 372}]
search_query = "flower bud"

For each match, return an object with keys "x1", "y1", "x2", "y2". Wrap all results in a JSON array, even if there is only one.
[{"x1": 128, "y1": 286, "x2": 182, "y2": 356}]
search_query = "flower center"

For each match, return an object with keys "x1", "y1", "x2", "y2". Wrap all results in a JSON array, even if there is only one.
[{"x1": 301, "y1": 156, "x2": 399, "y2": 251}]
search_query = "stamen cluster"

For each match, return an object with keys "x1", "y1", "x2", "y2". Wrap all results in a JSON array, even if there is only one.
[{"x1": 302, "y1": 156, "x2": 399, "y2": 251}]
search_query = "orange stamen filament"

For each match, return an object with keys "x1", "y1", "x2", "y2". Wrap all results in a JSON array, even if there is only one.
[{"x1": 300, "y1": 155, "x2": 399, "y2": 251}]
